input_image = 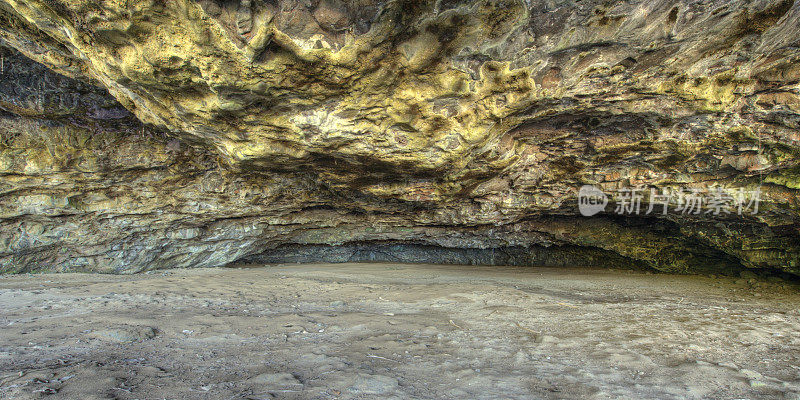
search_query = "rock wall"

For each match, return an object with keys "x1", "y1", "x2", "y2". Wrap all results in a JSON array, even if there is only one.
[{"x1": 0, "y1": 0, "x2": 798, "y2": 274}]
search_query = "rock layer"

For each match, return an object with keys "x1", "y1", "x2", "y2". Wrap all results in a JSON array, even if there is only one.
[{"x1": 0, "y1": 0, "x2": 798, "y2": 274}]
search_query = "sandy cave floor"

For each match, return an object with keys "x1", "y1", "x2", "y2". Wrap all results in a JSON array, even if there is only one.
[{"x1": 1, "y1": 263, "x2": 800, "y2": 400}]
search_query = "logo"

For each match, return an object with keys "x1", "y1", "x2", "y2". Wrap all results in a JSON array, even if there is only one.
[
  {"x1": 576, "y1": 185, "x2": 761, "y2": 217},
  {"x1": 578, "y1": 185, "x2": 608, "y2": 216}
]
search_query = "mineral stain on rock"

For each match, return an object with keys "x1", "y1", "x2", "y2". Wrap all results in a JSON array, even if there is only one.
[{"x1": 0, "y1": 0, "x2": 798, "y2": 277}]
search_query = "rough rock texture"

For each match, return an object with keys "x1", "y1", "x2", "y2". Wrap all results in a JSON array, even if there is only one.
[{"x1": 0, "y1": 0, "x2": 799, "y2": 274}]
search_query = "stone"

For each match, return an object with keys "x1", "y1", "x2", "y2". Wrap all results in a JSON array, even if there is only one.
[
  {"x1": 740, "y1": 270, "x2": 759, "y2": 280},
  {"x1": 348, "y1": 374, "x2": 400, "y2": 395},
  {"x1": 248, "y1": 372, "x2": 302, "y2": 387},
  {"x1": 88, "y1": 326, "x2": 158, "y2": 343},
  {"x1": 0, "y1": 1, "x2": 797, "y2": 276}
]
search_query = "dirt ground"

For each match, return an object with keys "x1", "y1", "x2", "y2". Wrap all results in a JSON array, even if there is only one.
[{"x1": 1, "y1": 263, "x2": 799, "y2": 400}]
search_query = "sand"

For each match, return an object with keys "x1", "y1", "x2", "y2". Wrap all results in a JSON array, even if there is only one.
[{"x1": 1, "y1": 263, "x2": 799, "y2": 399}]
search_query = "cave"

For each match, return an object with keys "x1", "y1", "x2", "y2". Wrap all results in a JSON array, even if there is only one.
[{"x1": 1, "y1": 0, "x2": 799, "y2": 398}]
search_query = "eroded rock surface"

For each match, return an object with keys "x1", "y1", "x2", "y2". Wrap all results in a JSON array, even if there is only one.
[{"x1": 0, "y1": 0, "x2": 798, "y2": 274}]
